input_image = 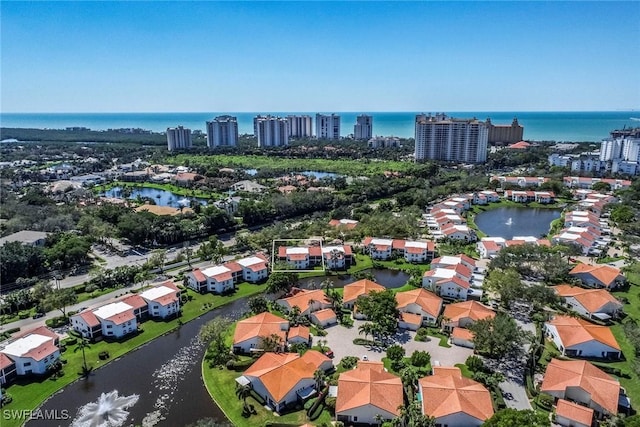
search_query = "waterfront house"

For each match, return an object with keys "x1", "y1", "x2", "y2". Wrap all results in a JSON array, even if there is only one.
[
  {"x1": 552, "y1": 285, "x2": 622, "y2": 320},
  {"x1": 0, "y1": 326, "x2": 60, "y2": 376},
  {"x1": 277, "y1": 245, "x2": 353, "y2": 270},
  {"x1": 139, "y1": 281, "x2": 181, "y2": 319},
  {"x1": 569, "y1": 264, "x2": 624, "y2": 290},
  {"x1": 232, "y1": 312, "x2": 289, "y2": 354},
  {"x1": 544, "y1": 315, "x2": 621, "y2": 359},
  {"x1": 402, "y1": 241, "x2": 436, "y2": 263},
  {"x1": 92, "y1": 302, "x2": 138, "y2": 339},
  {"x1": 362, "y1": 237, "x2": 394, "y2": 260},
  {"x1": 234, "y1": 254, "x2": 270, "y2": 283},
  {"x1": 342, "y1": 279, "x2": 385, "y2": 309},
  {"x1": 335, "y1": 361, "x2": 403, "y2": 425},
  {"x1": 120, "y1": 294, "x2": 149, "y2": 321},
  {"x1": 276, "y1": 288, "x2": 332, "y2": 317},
  {"x1": 70, "y1": 310, "x2": 103, "y2": 340},
  {"x1": 541, "y1": 358, "x2": 620, "y2": 416},
  {"x1": 419, "y1": 366, "x2": 494, "y2": 426},
  {"x1": 238, "y1": 350, "x2": 333, "y2": 413},
  {"x1": 395, "y1": 288, "x2": 443, "y2": 326},
  {"x1": 441, "y1": 301, "x2": 495, "y2": 332},
  {"x1": 187, "y1": 265, "x2": 235, "y2": 293}
]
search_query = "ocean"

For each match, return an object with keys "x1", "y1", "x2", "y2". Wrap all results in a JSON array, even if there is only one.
[{"x1": 1, "y1": 111, "x2": 639, "y2": 142}]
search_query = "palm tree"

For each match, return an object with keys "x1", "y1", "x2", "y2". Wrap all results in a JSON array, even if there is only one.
[
  {"x1": 74, "y1": 338, "x2": 92, "y2": 377},
  {"x1": 374, "y1": 414, "x2": 384, "y2": 426},
  {"x1": 313, "y1": 368, "x2": 326, "y2": 391},
  {"x1": 358, "y1": 322, "x2": 374, "y2": 343},
  {"x1": 400, "y1": 367, "x2": 419, "y2": 398},
  {"x1": 259, "y1": 333, "x2": 282, "y2": 353},
  {"x1": 235, "y1": 383, "x2": 252, "y2": 407}
]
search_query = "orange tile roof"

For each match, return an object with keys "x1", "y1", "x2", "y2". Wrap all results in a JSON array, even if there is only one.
[
  {"x1": 336, "y1": 361, "x2": 403, "y2": 416},
  {"x1": 16, "y1": 326, "x2": 58, "y2": 340},
  {"x1": 419, "y1": 367, "x2": 493, "y2": 421},
  {"x1": 0, "y1": 353, "x2": 15, "y2": 370},
  {"x1": 191, "y1": 268, "x2": 206, "y2": 282},
  {"x1": 244, "y1": 351, "x2": 328, "y2": 402},
  {"x1": 120, "y1": 294, "x2": 148, "y2": 311},
  {"x1": 395, "y1": 288, "x2": 443, "y2": 318},
  {"x1": 78, "y1": 310, "x2": 101, "y2": 328},
  {"x1": 442, "y1": 301, "x2": 495, "y2": 324},
  {"x1": 552, "y1": 285, "x2": 622, "y2": 313},
  {"x1": 451, "y1": 327, "x2": 474, "y2": 341},
  {"x1": 343, "y1": 279, "x2": 385, "y2": 303},
  {"x1": 280, "y1": 289, "x2": 330, "y2": 312},
  {"x1": 541, "y1": 359, "x2": 619, "y2": 414},
  {"x1": 224, "y1": 261, "x2": 243, "y2": 273},
  {"x1": 312, "y1": 308, "x2": 337, "y2": 322},
  {"x1": 24, "y1": 340, "x2": 59, "y2": 362},
  {"x1": 399, "y1": 312, "x2": 422, "y2": 326},
  {"x1": 481, "y1": 240, "x2": 500, "y2": 251},
  {"x1": 546, "y1": 315, "x2": 620, "y2": 350},
  {"x1": 246, "y1": 262, "x2": 268, "y2": 272},
  {"x1": 508, "y1": 141, "x2": 531, "y2": 149},
  {"x1": 288, "y1": 253, "x2": 308, "y2": 261},
  {"x1": 556, "y1": 399, "x2": 594, "y2": 426},
  {"x1": 288, "y1": 325, "x2": 310, "y2": 340},
  {"x1": 106, "y1": 310, "x2": 136, "y2": 325},
  {"x1": 570, "y1": 263, "x2": 622, "y2": 288},
  {"x1": 233, "y1": 312, "x2": 288, "y2": 345}
]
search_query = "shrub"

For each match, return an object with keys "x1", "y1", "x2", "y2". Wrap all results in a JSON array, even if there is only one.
[
  {"x1": 410, "y1": 350, "x2": 431, "y2": 367},
  {"x1": 415, "y1": 327, "x2": 431, "y2": 342},
  {"x1": 304, "y1": 397, "x2": 317, "y2": 411},
  {"x1": 537, "y1": 393, "x2": 554, "y2": 409},
  {"x1": 64, "y1": 337, "x2": 78, "y2": 346},
  {"x1": 225, "y1": 359, "x2": 236, "y2": 370},
  {"x1": 325, "y1": 396, "x2": 336, "y2": 412},
  {"x1": 18, "y1": 311, "x2": 29, "y2": 319},
  {"x1": 98, "y1": 351, "x2": 110, "y2": 360},
  {"x1": 466, "y1": 355, "x2": 484, "y2": 372},
  {"x1": 353, "y1": 338, "x2": 375, "y2": 346},
  {"x1": 340, "y1": 356, "x2": 359, "y2": 370},
  {"x1": 5, "y1": 327, "x2": 20, "y2": 335}
]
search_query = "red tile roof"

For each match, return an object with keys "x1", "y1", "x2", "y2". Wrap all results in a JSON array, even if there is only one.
[
  {"x1": 336, "y1": 361, "x2": 403, "y2": 416},
  {"x1": 556, "y1": 399, "x2": 594, "y2": 426}
]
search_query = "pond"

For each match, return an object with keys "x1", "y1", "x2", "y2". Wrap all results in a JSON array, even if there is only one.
[
  {"x1": 29, "y1": 299, "x2": 249, "y2": 427},
  {"x1": 474, "y1": 206, "x2": 562, "y2": 239},
  {"x1": 102, "y1": 187, "x2": 209, "y2": 207},
  {"x1": 243, "y1": 169, "x2": 342, "y2": 179},
  {"x1": 297, "y1": 269, "x2": 410, "y2": 290}
]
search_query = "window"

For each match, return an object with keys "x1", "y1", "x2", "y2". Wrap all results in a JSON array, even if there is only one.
[{"x1": 24, "y1": 362, "x2": 31, "y2": 367}]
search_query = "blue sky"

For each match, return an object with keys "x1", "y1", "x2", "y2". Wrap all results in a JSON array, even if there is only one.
[{"x1": 1, "y1": 1, "x2": 639, "y2": 112}]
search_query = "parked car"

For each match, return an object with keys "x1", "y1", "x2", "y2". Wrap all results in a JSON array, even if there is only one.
[{"x1": 32, "y1": 312, "x2": 45, "y2": 319}]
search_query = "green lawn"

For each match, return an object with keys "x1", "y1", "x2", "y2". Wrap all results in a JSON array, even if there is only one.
[
  {"x1": 454, "y1": 363, "x2": 473, "y2": 378},
  {"x1": 0, "y1": 283, "x2": 267, "y2": 427},
  {"x1": 202, "y1": 356, "x2": 332, "y2": 427}
]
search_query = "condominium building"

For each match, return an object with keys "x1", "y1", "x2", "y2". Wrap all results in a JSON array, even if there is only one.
[
  {"x1": 353, "y1": 114, "x2": 373, "y2": 140},
  {"x1": 206, "y1": 115, "x2": 238, "y2": 148},
  {"x1": 286, "y1": 115, "x2": 313, "y2": 139},
  {"x1": 368, "y1": 136, "x2": 399, "y2": 149},
  {"x1": 255, "y1": 115, "x2": 289, "y2": 147},
  {"x1": 486, "y1": 117, "x2": 524, "y2": 144},
  {"x1": 315, "y1": 113, "x2": 341, "y2": 140},
  {"x1": 415, "y1": 113, "x2": 488, "y2": 163},
  {"x1": 166, "y1": 126, "x2": 192, "y2": 151},
  {"x1": 599, "y1": 129, "x2": 640, "y2": 175}
]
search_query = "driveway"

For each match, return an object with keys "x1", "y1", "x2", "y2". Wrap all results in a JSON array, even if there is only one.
[{"x1": 313, "y1": 319, "x2": 473, "y2": 366}]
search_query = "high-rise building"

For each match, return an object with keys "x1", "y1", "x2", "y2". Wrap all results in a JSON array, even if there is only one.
[
  {"x1": 354, "y1": 115, "x2": 373, "y2": 140},
  {"x1": 286, "y1": 115, "x2": 313, "y2": 139},
  {"x1": 315, "y1": 113, "x2": 341, "y2": 140},
  {"x1": 414, "y1": 113, "x2": 488, "y2": 163},
  {"x1": 166, "y1": 126, "x2": 192, "y2": 151},
  {"x1": 486, "y1": 117, "x2": 524, "y2": 144},
  {"x1": 368, "y1": 136, "x2": 399, "y2": 149},
  {"x1": 255, "y1": 115, "x2": 289, "y2": 147},
  {"x1": 206, "y1": 115, "x2": 238, "y2": 148},
  {"x1": 599, "y1": 138, "x2": 624, "y2": 161}
]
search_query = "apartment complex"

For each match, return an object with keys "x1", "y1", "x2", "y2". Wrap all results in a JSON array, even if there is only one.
[
  {"x1": 315, "y1": 113, "x2": 341, "y2": 140},
  {"x1": 368, "y1": 136, "x2": 399, "y2": 148},
  {"x1": 486, "y1": 117, "x2": 523, "y2": 144},
  {"x1": 206, "y1": 115, "x2": 238, "y2": 148},
  {"x1": 599, "y1": 130, "x2": 640, "y2": 175},
  {"x1": 286, "y1": 115, "x2": 313, "y2": 138},
  {"x1": 166, "y1": 126, "x2": 192, "y2": 151},
  {"x1": 414, "y1": 113, "x2": 488, "y2": 163},
  {"x1": 353, "y1": 114, "x2": 373, "y2": 140},
  {"x1": 254, "y1": 115, "x2": 289, "y2": 147}
]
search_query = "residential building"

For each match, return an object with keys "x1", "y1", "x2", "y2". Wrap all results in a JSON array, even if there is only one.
[
  {"x1": 368, "y1": 136, "x2": 399, "y2": 149},
  {"x1": 206, "y1": 115, "x2": 238, "y2": 148},
  {"x1": 545, "y1": 315, "x2": 621, "y2": 359},
  {"x1": 70, "y1": 310, "x2": 103, "y2": 340},
  {"x1": 91, "y1": 302, "x2": 138, "y2": 339},
  {"x1": 276, "y1": 288, "x2": 331, "y2": 316},
  {"x1": 450, "y1": 327, "x2": 476, "y2": 348},
  {"x1": 419, "y1": 366, "x2": 494, "y2": 426},
  {"x1": 361, "y1": 237, "x2": 435, "y2": 262},
  {"x1": 441, "y1": 301, "x2": 495, "y2": 332},
  {"x1": 562, "y1": 177, "x2": 632, "y2": 190},
  {"x1": 343, "y1": 279, "x2": 385, "y2": 309},
  {"x1": 328, "y1": 218, "x2": 358, "y2": 230},
  {"x1": 286, "y1": 115, "x2": 313, "y2": 139},
  {"x1": 0, "y1": 230, "x2": 48, "y2": 247},
  {"x1": 138, "y1": 281, "x2": 181, "y2": 319},
  {"x1": 166, "y1": 126, "x2": 192, "y2": 151},
  {"x1": 553, "y1": 285, "x2": 623, "y2": 320},
  {"x1": 395, "y1": 288, "x2": 443, "y2": 326},
  {"x1": 0, "y1": 353, "x2": 16, "y2": 385},
  {"x1": 353, "y1": 114, "x2": 373, "y2": 140},
  {"x1": 415, "y1": 113, "x2": 488, "y2": 163},
  {"x1": 255, "y1": 115, "x2": 289, "y2": 147},
  {"x1": 187, "y1": 265, "x2": 235, "y2": 294},
  {"x1": 239, "y1": 350, "x2": 333, "y2": 413},
  {"x1": 504, "y1": 190, "x2": 555, "y2": 203},
  {"x1": 569, "y1": 263, "x2": 625, "y2": 290},
  {"x1": 598, "y1": 133, "x2": 640, "y2": 175},
  {"x1": 232, "y1": 254, "x2": 270, "y2": 283},
  {"x1": 230, "y1": 180, "x2": 268, "y2": 193},
  {"x1": 555, "y1": 399, "x2": 594, "y2": 427},
  {"x1": 401, "y1": 241, "x2": 437, "y2": 263},
  {"x1": 0, "y1": 327, "x2": 60, "y2": 377},
  {"x1": 315, "y1": 113, "x2": 341, "y2": 140},
  {"x1": 287, "y1": 325, "x2": 311, "y2": 347},
  {"x1": 232, "y1": 312, "x2": 289, "y2": 354},
  {"x1": 309, "y1": 308, "x2": 338, "y2": 327},
  {"x1": 336, "y1": 361, "x2": 403, "y2": 425},
  {"x1": 507, "y1": 140, "x2": 531, "y2": 149},
  {"x1": 541, "y1": 358, "x2": 620, "y2": 416},
  {"x1": 490, "y1": 175, "x2": 549, "y2": 188},
  {"x1": 486, "y1": 117, "x2": 523, "y2": 144},
  {"x1": 277, "y1": 245, "x2": 353, "y2": 270}
]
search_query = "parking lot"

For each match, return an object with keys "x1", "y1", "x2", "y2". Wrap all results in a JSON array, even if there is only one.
[{"x1": 313, "y1": 319, "x2": 473, "y2": 366}]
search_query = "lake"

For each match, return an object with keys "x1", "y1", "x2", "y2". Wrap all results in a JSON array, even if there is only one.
[
  {"x1": 297, "y1": 269, "x2": 410, "y2": 290},
  {"x1": 474, "y1": 207, "x2": 562, "y2": 239},
  {"x1": 102, "y1": 187, "x2": 209, "y2": 207},
  {"x1": 244, "y1": 169, "x2": 342, "y2": 179}
]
